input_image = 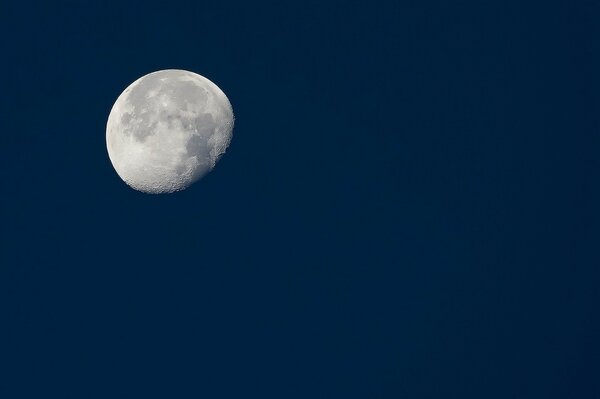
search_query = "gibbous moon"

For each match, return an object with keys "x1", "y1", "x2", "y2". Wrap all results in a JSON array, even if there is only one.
[{"x1": 106, "y1": 69, "x2": 234, "y2": 194}]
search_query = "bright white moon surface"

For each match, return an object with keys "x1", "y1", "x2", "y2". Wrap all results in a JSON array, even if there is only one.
[{"x1": 106, "y1": 69, "x2": 234, "y2": 194}]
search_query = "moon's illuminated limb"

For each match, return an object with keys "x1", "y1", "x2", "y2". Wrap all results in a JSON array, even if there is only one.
[{"x1": 106, "y1": 69, "x2": 234, "y2": 194}]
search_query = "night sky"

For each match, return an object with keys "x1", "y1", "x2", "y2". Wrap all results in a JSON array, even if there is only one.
[{"x1": 2, "y1": 1, "x2": 599, "y2": 397}]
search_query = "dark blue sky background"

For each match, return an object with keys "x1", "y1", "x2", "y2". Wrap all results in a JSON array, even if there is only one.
[{"x1": 2, "y1": 1, "x2": 599, "y2": 397}]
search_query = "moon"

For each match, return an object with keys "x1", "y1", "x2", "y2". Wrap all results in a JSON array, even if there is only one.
[{"x1": 106, "y1": 69, "x2": 234, "y2": 194}]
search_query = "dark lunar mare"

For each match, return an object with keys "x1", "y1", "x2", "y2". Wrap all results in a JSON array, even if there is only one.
[{"x1": 120, "y1": 71, "x2": 211, "y2": 143}]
